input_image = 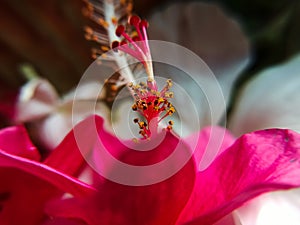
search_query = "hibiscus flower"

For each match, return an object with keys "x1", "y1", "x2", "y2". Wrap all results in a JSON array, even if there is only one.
[
  {"x1": 15, "y1": 1, "x2": 249, "y2": 147},
  {"x1": 8, "y1": 0, "x2": 298, "y2": 224},
  {"x1": 1, "y1": 113, "x2": 300, "y2": 225}
]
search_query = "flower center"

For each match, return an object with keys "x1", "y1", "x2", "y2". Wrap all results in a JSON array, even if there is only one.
[
  {"x1": 112, "y1": 16, "x2": 175, "y2": 139},
  {"x1": 130, "y1": 79, "x2": 175, "y2": 139}
]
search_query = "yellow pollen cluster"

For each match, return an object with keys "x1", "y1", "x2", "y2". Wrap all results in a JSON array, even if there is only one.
[{"x1": 129, "y1": 79, "x2": 175, "y2": 139}]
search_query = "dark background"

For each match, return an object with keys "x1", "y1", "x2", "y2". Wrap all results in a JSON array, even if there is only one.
[{"x1": 0, "y1": 0, "x2": 299, "y2": 96}]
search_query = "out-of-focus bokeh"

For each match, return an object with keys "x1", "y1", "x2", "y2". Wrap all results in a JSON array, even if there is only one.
[
  {"x1": 0, "y1": 0, "x2": 169, "y2": 93},
  {"x1": 0, "y1": 0, "x2": 299, "y2": 108}
]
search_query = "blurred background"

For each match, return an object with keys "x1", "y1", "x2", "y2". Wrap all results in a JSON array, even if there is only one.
[{"x1": 0, "y1": 0, "x2": 299, "y2": 122}]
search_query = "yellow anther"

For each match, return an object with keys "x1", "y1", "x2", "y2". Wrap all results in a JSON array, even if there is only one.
[
  {"x1": 99, "y1": 18, "x2": 109, "y2": 28},
  {"x1": 92, "y1": 35, "x2": 98, "y2": 41},
  {"x1": 140, "y1": 89, "x2": 146, "y2": 94},
  {"x1": 168, "y1": 120, "x2": 174, "y2": 125},
  {"x1": 150, "y1": 90, "x2": 157, "y2": 95},
  {"x1": 132, "y1": 104, "x2": 138, "y2": 111},
  {"x1": 110, "y1": 84, "x2": 118, "y2": 92},
  {"x1": 101, "y1": 46, "x2": 110, "y2": 51},
  {"x1": 111, "y1": 17, "x2": 118, "y2": 25},
  {"x1": 131, "y1": 30, "x2": 138, "y2": 37},
  {"x1": 167, "y1": 79, "x2": 173, "y2": 87},
  {"x1": 84, "y1": 33, "x2": 92, "y2": 40},
  {"x1": 139, "y1": 130, "x2": 146, "y2": 136},
  {"x1": 168, "y1": 107, "x2": 175, "y2": 115},
  {"x1": 167, "y1": 125, "x2": 173, "y2": 130},
  {"x1": 84, "y1": 26, "x2": 93, "y2": 35},
  {"x1": 127, "y1": 2, "x2": 133, "y2": 12},
  {"x1": 138, "y1": 122, "x2": 145, "y2": 128},
  {"x1": 132, "y1": 138, "x2": 139, "y2": 143},
  {"x1": 158, "y1": 97, "x2": 164, "y2": 103}
]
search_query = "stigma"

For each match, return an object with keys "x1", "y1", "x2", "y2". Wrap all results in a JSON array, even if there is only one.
[{"x1": 112, "y1": 15, "x2": 154, "y2": 79}]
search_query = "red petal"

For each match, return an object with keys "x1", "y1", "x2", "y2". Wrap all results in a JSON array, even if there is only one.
[
  {"x1": 42, "y1": 217, "x2": 87, "y2": 225},
  {"x1": 0, "y1": 150, "x2": 96, "y2": 197},
  {"x1": 0, "y1": 125, "x2": 40, "y2": 161},
  {"x1": 0, "y1": 167, "x2": 57, "y2": 225},
  {"x1": 44, "y1": 115, "x2": 103, "y2": 177},
  {"x1": 46, "y1": 122, "x2": 197, "y2": 225},
  {"x1": 0, "y1": 150, "x2": 96, "y2": 225},
  {"x1": 179, "y1": 129, "x2": 300, "y2": 224}
]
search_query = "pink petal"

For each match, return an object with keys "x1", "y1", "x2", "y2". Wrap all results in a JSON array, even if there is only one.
[
  {"x1": 184, "y1": 126, "x2": 235, "y2": 171},
  {"x1": 179, "y1": 128, "x2": 300, "y2": 225},
  {"x1": 46, "y1": 122, "x2": 197, "y2": 225},
  {"x1": 44, "y1": 115, "x2": 102, "y2": 176},
  {"x1": 0, "y1": 150, "x2": 96, "y2": 224},
  {"x1": 0, "y1": 150, "x2": 96, "y2": 197},
  {"x1": 0, "y1": 125, "x2": 40, "y2": 161}
]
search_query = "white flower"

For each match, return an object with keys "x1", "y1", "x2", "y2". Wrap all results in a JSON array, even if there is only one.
[{"x1": 15, "y1": 77, "x2": 110, "y2": 150}]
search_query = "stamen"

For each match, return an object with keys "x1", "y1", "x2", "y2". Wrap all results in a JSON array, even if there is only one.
[{"x1": 129, "y1": 79, "x2": 176, "y2": 139}]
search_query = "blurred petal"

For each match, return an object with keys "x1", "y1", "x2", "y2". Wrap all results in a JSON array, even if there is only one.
[
  {"x1": 179, "y1": 128, "x2": 300, "y2": 224},
  {"x1": 149, "y1": 2, "x2": 250, "y2": 110},
  {"x1": 229, "y1": 54, "x2": 300, "y2": 136},
  {"x1": 35, "y1": 100, "x2": 109, "y2": 150},
  {"x1": 44, "y1": 115, "x2": 103, "y2": 177},
  {"x1": 0, "y1": 125, "x2": 40, "y2": 161},
  {"x1": 15, "y1": 78, "x2": 59, "y2": 122},
  {"x1": 0, "y1": 83, "x2": 17, "y2": 120},
  {"x1": 63, "y1": 81, "x2": 106, "y2": 102},
  {"x1": 236, "y1": 189, "x2": 300, "y2": 225},
  {"x1": 21, "y1": 79, "x2": 111, "y2": 150}
]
